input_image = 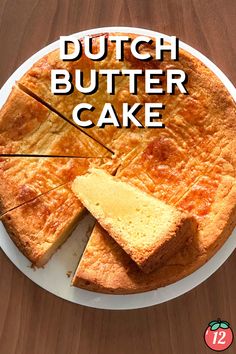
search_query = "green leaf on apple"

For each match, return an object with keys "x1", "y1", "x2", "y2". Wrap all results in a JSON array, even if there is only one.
[
  {"x1": 220, "y1": 323, "x2": 229, "y2": 329},
  {"x1": 211, "y1": 323, "x2": 220, "y2": 331},
  {"x1": 209, "y1": 321, "x2": 218, "y2": 327}
]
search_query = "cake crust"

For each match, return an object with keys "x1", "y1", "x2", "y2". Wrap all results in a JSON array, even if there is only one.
[
  {"x1": 0, "y1": 87, "x2": 110, "y2": 213},
  {"x1": 1, "y1": 184, "x2": 84, "y2": 266}
]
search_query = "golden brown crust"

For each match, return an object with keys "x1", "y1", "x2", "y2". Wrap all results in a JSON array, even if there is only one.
[
  {"x1": 19, "y1": 37, "x2": 126, "y2": 147},
  {"x1": 0, "y1": 86, "x2": 112, "y2": 263},
  {"x1": 19, "y1": 32, "x2": 236, "y2": 164},
  {"x1": 0, "y1": 157, "x2": 111, "y2": 265},
  {"x1": 0, "y1": 86, "x2": 110, "y2": 157},
  {"x1": 0, "y1": 87, "x2": 110, "y2": 213},
  {"x1": 1, "y1": 184, "x2": 84, "y2": 266},
  {"x1": 0, "y1": 157, "x2": 108, "y2": 213}
]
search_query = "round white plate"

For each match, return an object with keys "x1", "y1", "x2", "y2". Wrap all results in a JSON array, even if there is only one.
[{"x1": 0, "y1": 27, "x2": 235, "y2": 310}]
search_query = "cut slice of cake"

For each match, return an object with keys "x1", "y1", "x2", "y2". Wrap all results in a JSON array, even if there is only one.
[
  {"x1": 1, "y1": 183, "x2": 83, "y2": 267},
  {"x1": 72, "y1": 168, "x2": 197, "y2": 273}
]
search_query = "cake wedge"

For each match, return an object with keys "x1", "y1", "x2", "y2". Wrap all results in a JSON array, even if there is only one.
[
  {"x1": 1, "y1": 183, "x2": 83, "y2": 267},
  {"x1": 72, "y1": 168, "x2": 197, "y2": 273}
]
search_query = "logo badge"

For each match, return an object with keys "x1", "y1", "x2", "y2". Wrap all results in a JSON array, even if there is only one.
[{"x1": 204, "y1": 319, "x2": 234, "y2": 351}]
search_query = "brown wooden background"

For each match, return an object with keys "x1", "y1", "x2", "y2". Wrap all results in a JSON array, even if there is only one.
[{"x1": 0, "y1": 1, "x2": 235, "y2": 353}]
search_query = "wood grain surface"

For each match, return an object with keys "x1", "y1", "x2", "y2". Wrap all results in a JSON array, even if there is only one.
[{"x1": 0, "y1": 1, "x2": 235, "y2": 353}]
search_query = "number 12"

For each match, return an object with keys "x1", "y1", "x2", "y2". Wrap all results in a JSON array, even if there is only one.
[{"x1": 213, "y1": 331, "x2": 226, "y2": 345}]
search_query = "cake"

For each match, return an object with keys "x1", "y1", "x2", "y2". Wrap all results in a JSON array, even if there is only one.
[
  {"x1": 72, "y1": 168, "x2": 197, "y2": 273},
  {"x1": 0, "y1": 32, "x2": 235, "y2": 293},
  {"x1": 73, "y1": 174, "x2": 236, "y2": 293},
  {"x1": 1, "y1": 183, "x2": 83, "y2": 266},
  {"x1": 0, "y1": 85, "x2": 111, "y2": 265},
  {"x1": 0, "y1": 86, "x2": 110, "y2": 213}
]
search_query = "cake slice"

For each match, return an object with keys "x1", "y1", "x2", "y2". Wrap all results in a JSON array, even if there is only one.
[
  {"x1": 72, "y1": 168, "x2": 197, "y2": 273},
  {"x1": 1, "y1": 183, "x2": 83, "y2": 267}
]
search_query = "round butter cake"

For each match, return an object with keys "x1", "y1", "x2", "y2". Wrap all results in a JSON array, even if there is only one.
[{"x1": 0, "y1": 29, "x2": 235, "y2": 296}]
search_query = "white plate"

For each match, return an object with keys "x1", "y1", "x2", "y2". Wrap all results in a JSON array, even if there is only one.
[{"x1": 0, "y1": 27, "x2": 235, "y2": 310}]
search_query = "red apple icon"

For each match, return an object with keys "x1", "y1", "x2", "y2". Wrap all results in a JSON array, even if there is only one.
[{"x1": 204, "y1": 319, "x2": 234, "y2": 351}]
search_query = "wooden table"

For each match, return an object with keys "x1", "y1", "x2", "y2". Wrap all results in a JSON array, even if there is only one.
[{"x1": 0, "y1": 1, "x2": 235, "y2": 353}]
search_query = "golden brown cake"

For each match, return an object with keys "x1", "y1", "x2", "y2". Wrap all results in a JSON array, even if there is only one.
[
  {"x1": 0, "y1": 86, "x2": 110, "y2": 213},
  {"x1": 73, "y1": 113, "x2": 236, "y2": 293},
  {"x1": 72, "y1": 168, "x2": 197, "y2": 272},
  {"x1": 0, "y1": 32, "x2": 235, "y2": 293},
  {"x1": 0, "y1": 86, "x2": 111, "y2": 265},
  {"x1": 19, "y1": 36, "x2": 128, "y2": 149},
  {"x1": 18, "y1": 33, "x2": 173, "y2": 161},
  {"x1": 19, "y1": 34, "x2": 235, "y2": 165},
  {"x1": 1, "y1": 183, "x2": 83, "y2": 266},
  {"x1": 0, "y1": 86, "x2": 109, "y2": 157},
  {"x1": 71, "y1": 35, "x2": 235, "y2": 293},
  {"x1": 0, "y1": 157, "x2": 111, "y2": 266},
  {"x1": 73, "y1": 174, "x2": 236, "y2": 293}
]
